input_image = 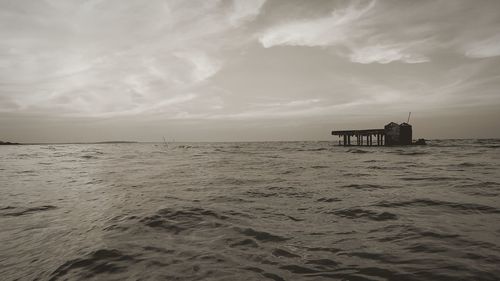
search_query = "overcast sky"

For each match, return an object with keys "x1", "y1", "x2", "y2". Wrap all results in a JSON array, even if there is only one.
[{"x1": 1, "y1": 0, "x2": 500, "y2": 142}]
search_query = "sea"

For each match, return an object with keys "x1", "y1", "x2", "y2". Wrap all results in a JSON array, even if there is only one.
[{"x1": 1, "y1": 140, "x2": 500, "y2": 281}]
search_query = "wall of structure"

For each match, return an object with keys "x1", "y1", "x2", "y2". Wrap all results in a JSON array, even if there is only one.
[
  {"x1": 384, "y1": 122, "x2": 400, "y2": 145},
  {"x1": 399, "y1": 123, "x2": 412, "y2": 145}
]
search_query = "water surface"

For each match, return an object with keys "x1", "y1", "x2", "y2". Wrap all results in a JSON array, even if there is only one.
[{"x1": 1, "y1": 140, "x2": 500, "y2": 280}]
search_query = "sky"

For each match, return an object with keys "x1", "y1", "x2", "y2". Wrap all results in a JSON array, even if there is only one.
[{"x1": 1, "y1": 0, "x2": 500, "y2": 142}]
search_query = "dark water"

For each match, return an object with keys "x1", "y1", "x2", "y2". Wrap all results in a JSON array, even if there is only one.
[{"x1": 1, "y1": 140, "x2": 500, "y2": 281}]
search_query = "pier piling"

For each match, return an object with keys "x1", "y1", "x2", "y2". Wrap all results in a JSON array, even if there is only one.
[{"x1": 331, "y1": 129, "x2": 386, "y2": 146}]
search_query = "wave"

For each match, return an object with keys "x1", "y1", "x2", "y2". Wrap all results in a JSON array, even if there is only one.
[
  {"x1": 243, "y1": 267, "x2": 285, "y2": 281},
  {"x1": 454, "y1": 162, "x2": 488, "y2": 167},
  {"x1": 229, "y1": 238, "x2": 259, "y2": 248},
  {"x1": 394, "y1": 151, "x2": 429, "y2": 156},
  {"x1": 400, "y1": 176, "x2": 461, "y2": 181},
  {"x1": 311, "y1": 165, "x2": 329, "y2": 169},
  {"x1": 235, "y1": 227, "x2": 290, "y2": 242},
  {"x1": 285, "y1": 215, "x2": 303, "y2": 221},
  {"x1": 305, "y1": 258, "x2": 339, "y2": 268},
  {"x1": 49, "y1": 249, "x2": 134, "y2": 280},
  {"x1": 456, "y1": 181, "x2": 500, "y2": 196},
  {"x1": 375, "y1": 199, "x2": 500, "y2": 214},
  {"x1": 331, "y1": 208, "x2": 398, "y2": 221},
  {"x1": 245, "y1": 190, "x2": 278, "y2": 198},
  {"x1": 368, "y1": 165, "x2": 399, "y2": 170},
  {"x1": 1, "y1": 205, "x2": 57, "y2": 217},
  {"x1": 272, "y1": 248, "x2": 301, "y2": 258},
  {"x1": 342, "y1": 183, "x2": 390, "y2": 190},
  {"x1": 280, "y1": 264, "x2": 320, "y2": 274},
  {"x1": 292, "y1": 147, "x2": 329, "y2": 152},
  {"x1": 139, "y1": 207, "x2": 229, "y2": 234},
  {"x1": 316, "y1": 197, "x2": 341, "y2": 203},
  {"x1": 80, "y1": 155, "x2": 98, "y2": 160},
  {"x1": 16, "y1": 170, "x2": 36, "y2": 174},
  {"x1": 346, "y1": 148, "x2": 371, "y2": 153},
  {"x1": 342, "y1": 172, "x2": 372, "y2": 176},
  {"x1": 338, "y1": 251, "x2": 395, "y2": 263}
]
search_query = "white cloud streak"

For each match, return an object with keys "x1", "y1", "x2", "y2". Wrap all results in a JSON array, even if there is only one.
[
  {"x1": 259, "y1": 0, "x2": 375, "y2": 48},
  {"x1": 258, "y1": 0, "x2": 429, "y2": 64},
  {"x1": 349, "y1": 44, "x2": 429, "y2": 64},
  {"x1": 465, "y1": 34, "x2": 500, "y2": 58}
]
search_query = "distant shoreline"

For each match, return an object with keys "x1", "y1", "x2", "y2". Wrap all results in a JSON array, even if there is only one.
[
  {"x1": 0, "y1": 141, "x2": 138, "y2": 145},
  {"x1": 0, "y1": 141, "x2": 22, "y2": 145}
]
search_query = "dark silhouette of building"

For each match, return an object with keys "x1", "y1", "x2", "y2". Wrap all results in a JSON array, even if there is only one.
[
  {"x1": 399, "y1": 122, "x2": 412, "y2": 145},
  {"x1": 384, "y1": 122, "x2": 400, "y2": 145}
]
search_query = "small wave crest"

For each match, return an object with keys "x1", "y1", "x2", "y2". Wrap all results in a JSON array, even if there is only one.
[
  {"x1": 234, "y1": 227, "x2": 290, "y2": 242},
  {"x1": 139, "y1": 207, "x2": 229, "y2": 234},
  {"x1": 1, "y1": 205, "x2": 57, "y2": 217},
  {"x1": 49, "y1": 249, "x2": 135, "y2": 280},
  {"x1": 395, "y1": 151, "x2": 429, "y2": 156},
  {"x1": 331, "y1": 208, "x2": 398, "y2": 221},
  {"x1": 346, "y1": 148, "x2": 371, "y2": 153},
  {"x1": 316, "y1": 197, "x2": 341, "y2": 203},
  {"x1": 342, "y1": 183, "x2": 390, "y2": 190},
  {"x1": 375, "y1": 199, "x2": 500, "y2": 214}
]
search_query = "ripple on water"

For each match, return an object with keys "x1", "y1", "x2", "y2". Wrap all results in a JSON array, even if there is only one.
[
  {"x1": 316, "y1": 197, "x2": 342, "y2": 203},
  {"x1": 228, "y1": 238, "x2": 259, "y2": 248},
  {"x1": 456, "y1": 181, "x2": 500, "y2": 196},
  {"x1": 400, "y1": 176, "x2": 462, "y2": 181},
  {"x1": 395, "y1": 151, "x2": 429, "y2": 156},
  {"x1": 49, "y1": 249, "x2": 135, "y2": 280},
  {"x1": 375, "y1": 199, "x2": 500, "y2": 214},
  {"x1": 331, "y1": 208, "x2": 399, "y2": 221},
  {"x1": 80, "y1": 155, "x2": 99, "y2": 160},
  {"x1": 243, "y1": 267, "x2": 285, "y2": 281},
  {"x1": 342, "y1": 183, "x2": 391, "y2": 190},
  {"x1": 346, "y1": 148, "x2": 371, "y2": 153},
  {"x1": 311, "y1": 165, "x2": 329, "y2": 169},
  {"x1": 139, "y1": 207, "x2": 229, "y2": 234},
  {"x1": 234, "y1": 227, "x2": 290, "y2": 243},
  {"x1": 0, "y1": 205, "x2": 57, "y2": 217},
  {"x1": 272, "y1": 248, "x2": 301, "y2": 258}
]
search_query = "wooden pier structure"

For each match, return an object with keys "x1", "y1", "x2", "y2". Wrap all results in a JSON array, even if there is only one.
[
  {"x1": 332, "y1": 122, "x2": 416, "y2": 146},
  {"x1": 331, "y1": 129, "x2": 386, "y2": 146}
]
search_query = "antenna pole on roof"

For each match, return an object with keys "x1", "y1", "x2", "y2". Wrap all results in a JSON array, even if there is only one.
[{"x1": 407, "y1": 112, "x2": 411, "y2": 123}]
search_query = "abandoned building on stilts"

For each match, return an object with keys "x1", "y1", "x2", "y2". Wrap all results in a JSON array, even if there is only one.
[{"x1": 331, "y1": 122, "x2": 424, "y2": 146}]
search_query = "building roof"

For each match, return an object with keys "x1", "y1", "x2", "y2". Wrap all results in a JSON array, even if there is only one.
[{"x1": 385, "y1": 122, "x2": 399, "y2": 127}]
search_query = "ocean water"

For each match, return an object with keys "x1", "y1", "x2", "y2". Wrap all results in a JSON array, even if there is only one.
[{"x1": 1, "y1": 140, "x2": 500, "y2": 281}]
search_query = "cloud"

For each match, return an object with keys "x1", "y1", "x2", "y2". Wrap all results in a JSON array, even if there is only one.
[
  {"x1": 258, "y1": 0, "x2": 430, "y2": 64},
  {"x1": 259, "y1": 0, "x2": 375, "y2": 48},
  {"x1": 0, "y1": 0, "x2": 266, "y2": 117},
  {"x1": 174, "y1": 51, "x2": 221, "y2": 83},
  {"x1": 349, "y1": 44, "x2": 429, "y2": 64},
  {"x1": 228, "y1": 0, "x2": 267, "y2": 26},
  {"x1": 465, "y1": 34, "x2": 500, "y2": 58}
]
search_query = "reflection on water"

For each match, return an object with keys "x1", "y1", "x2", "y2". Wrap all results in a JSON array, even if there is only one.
[{"x1": 1, "y1": 140, "x2": 500, "y2": 280}]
